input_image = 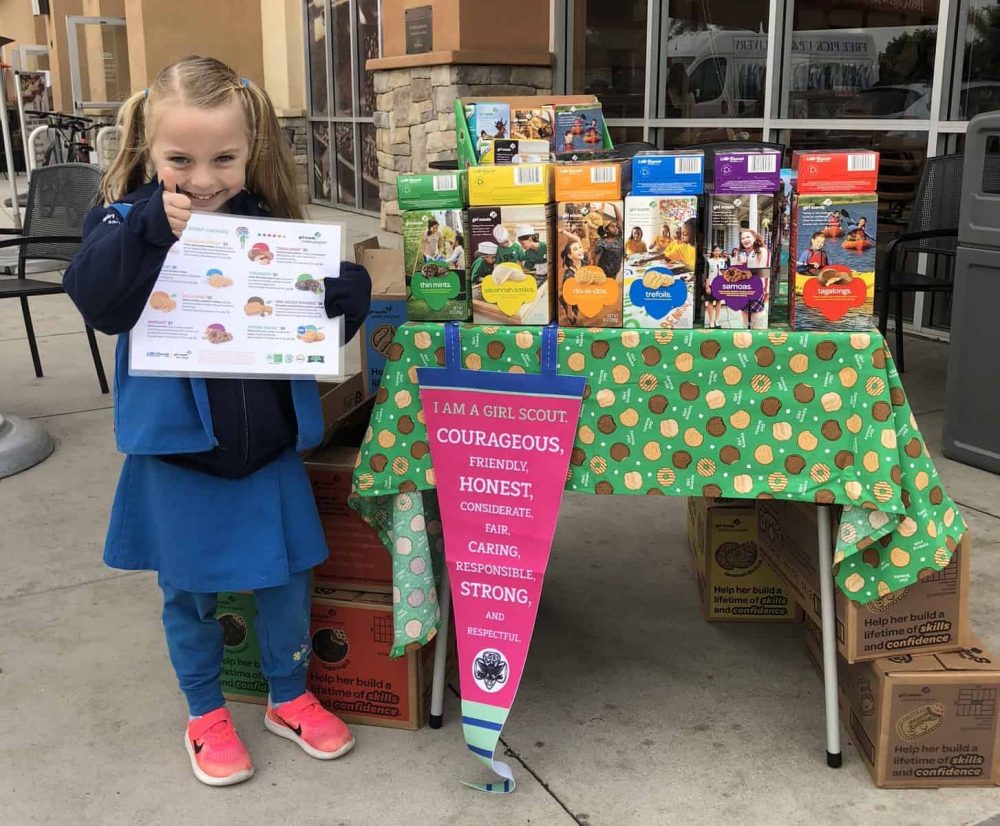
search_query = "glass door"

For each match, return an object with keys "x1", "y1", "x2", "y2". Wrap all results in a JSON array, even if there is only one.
[{"x1": 65, "y1": 16, "x2": 129, "y2": 115}]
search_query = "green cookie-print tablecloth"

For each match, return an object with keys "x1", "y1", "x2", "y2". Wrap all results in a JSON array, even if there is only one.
[{"x1": 349, "y1": 323, "x2": 967, "y2": 657}]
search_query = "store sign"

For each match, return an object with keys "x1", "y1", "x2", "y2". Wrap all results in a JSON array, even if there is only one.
[
  {"x1": 405, "y1": 5, "x2": 433, "y2": 55},
  {"x1": 418, "y1": 324, "x2": 583, "y2": 793}
]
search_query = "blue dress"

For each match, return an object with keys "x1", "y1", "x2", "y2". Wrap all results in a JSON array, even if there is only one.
[{"x1": 105, "y1": 448, "x2": 328, "y2": 593}]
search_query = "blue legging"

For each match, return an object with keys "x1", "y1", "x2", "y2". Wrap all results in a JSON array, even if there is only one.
[{"x1": 161, "y1": 571, "x2": 311, "y2": 716}]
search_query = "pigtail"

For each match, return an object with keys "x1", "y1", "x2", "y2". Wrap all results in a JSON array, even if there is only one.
[
  {"x1": 101, "y1": 89, "x2": 151, "y2": 205},
  {"x1": 242, "y1": 81, "x2": 303, "y2": 220}
]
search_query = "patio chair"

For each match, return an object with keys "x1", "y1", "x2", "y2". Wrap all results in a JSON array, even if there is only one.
[
  {"x1": 878, "y1": 154, "x2": 963, "y2": 374},
  {"x1": 0, "y1": 162, "x2": 108, "y2": 393}
]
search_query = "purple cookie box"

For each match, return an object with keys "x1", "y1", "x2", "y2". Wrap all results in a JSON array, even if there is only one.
[{"x1": 713, "y1": 151, "x2": 782, "y2": 194}]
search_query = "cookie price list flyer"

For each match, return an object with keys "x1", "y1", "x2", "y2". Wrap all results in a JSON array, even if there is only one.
[
  {"x1": 129, "y1": 212, "x2": 344, "y2": 378},
  {"x1": 418, "y1": 324, "x2": 584, "y2": 793}
]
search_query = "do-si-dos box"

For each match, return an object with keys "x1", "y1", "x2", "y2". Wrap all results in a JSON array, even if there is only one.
[
  {"x1": 631, "y1": 151, "x2": 705, "y2": 196},
  {"x1": 469, "y1": 204, "x2": 555, "y2": 325},
  {"x1": 557, "y1": 200, "x2": 623, "y2": 328},
  {"x1": 686, "y1": 498, "x2": 800, "y2": 622},
  {"x1": 306, "y1": 444, "x2": 392, "y2": 592},
  {"x1": 623, "y1": 195, "x2": 697, "y2": 328},
  {"x1": 792, "y1": 149, "x2": 880, "y2": 194},
  {"x1": 712, "y1": 149, "x2": 782, "y2": 195},
  {"x1": 789, "y1": 192, "x2": 876, "y2": 331},
  {"x1": 217, "y1": 592, "x2": 268, "y2": 704},
  {"x1": 467, "y1": 163, "x2": 552, "y2": 206},
  {"x1": 757, "y1": 499, "x2": 970, "y2": 663},
  {"x1": 703, "y1": 193, "x2": 778, "y2": 330},
  {"x1": 396, "y1": 171, "x2": 467, "y2": 210},
  {"x1": 803, "y1": 616, "x2": 1000, "y2": 788},
  {"x1": 402, "y1": 208, "x2": 470, "y2": 322},
  {"x1": 354, "y1": 237, "x2": 405, "y2": 397},
  {"x1": 309, "y1": 589, "x2": 447, "y2": 730},
  {"x1": 553, "y1": 159, "x2": 628, "y2": 201}
]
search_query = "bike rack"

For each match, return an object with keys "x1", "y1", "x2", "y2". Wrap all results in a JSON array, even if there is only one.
[
  {"x1": 25, "y1": 125, "x2": 47, "y2": 176},
  {"x1": 95, "y1": 125, "x2": 120, "y2": 169}
]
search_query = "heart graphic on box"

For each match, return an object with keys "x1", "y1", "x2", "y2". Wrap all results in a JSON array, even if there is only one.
[
  {"x1": 562, "y1": 270, "x2": 620, "y2": 318},
  {"x1": 802, "y1": 265, "x2": 868, "y2": 321},
  {"x1": 411, "y1": 268, "x2": 461, "y2": 311},
  {"x1": 628, "y1": 266, "x2": 687, "y2": 321},
  {"x1": 481, "y1": 273, "x2": 538, "y2": 316}
]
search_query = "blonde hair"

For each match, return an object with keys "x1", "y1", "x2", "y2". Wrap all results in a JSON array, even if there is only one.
[{"x1": 102, "y1": 55, "x2": 303, "y2": 219}]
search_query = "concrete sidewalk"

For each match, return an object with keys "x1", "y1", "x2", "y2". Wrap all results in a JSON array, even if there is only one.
[{"x1": 3, "y1": 207, "x2": 1000, "y2": 825}]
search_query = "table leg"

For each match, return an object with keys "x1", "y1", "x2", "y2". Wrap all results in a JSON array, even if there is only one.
[
  {"x1": 429, "y1": 567, "x2": 452, "y2": 730},
  {"x1": 817, "y1": 504, "x2": 842, "y2": 768}
]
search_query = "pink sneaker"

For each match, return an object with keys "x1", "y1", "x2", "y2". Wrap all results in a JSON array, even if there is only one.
[
  {"x1": 265, "y1": 691, "x2": 355, "y2": 760},
  {"x1": 184, "y1": 707, "x2": 254, "y2": 786}
]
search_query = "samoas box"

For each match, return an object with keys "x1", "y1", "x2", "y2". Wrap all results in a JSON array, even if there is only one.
[
  {"x1": 402, "y1": 208, "x2": 470, "y2": 322},
  {"x1": 557, "y1": 201, "x2": 624, "y2": 328},
  {"x1": 623, "y1": 195, "x2": 698, "y2": 329}
]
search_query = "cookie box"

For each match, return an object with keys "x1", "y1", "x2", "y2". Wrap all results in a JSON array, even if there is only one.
[
  {"x1": 479, "y1": 139, "x2": 551, "y2": 166},
  {"x1": 712, "y1": 149, "x2": 782, "y2": 195},
  {"x1": 757, "y1": 499, "x2": 970, "y2": 663},
  {"x1": 467, "y1": 163, "x2": 552, "y2": 206},
  {"x1": 553, "y1": 159, "x2": 629, "y2": 202},
  {"x1": 469, "y1": 204, "x2": 555, "y2": 325},
  {"x1": 510, "y1": 105, "x2": 555, "y2": 146},
  {"x1": 465, "y1": 101, "x2": 511, "y2": 159},
  {"x1": 804, "y1": 616, "x2": 1000, "y2": 788},
  {"x1": 554, "y1": 103, "x2": 607, "y2": 154},
  {"x1": 623, "y1": 195, "x2": 698, "y2": 329},
  {"x1": 792, "y1": 149, "x2": 880, "y2": 194},
  {"x1": 686, "y1": 497, "x2": 801, "y2": 622},
  {"x1": 217, "y1": 592, "x2": 269, "y2": 704},
  {"x1": 631, "y1": 151, "x2": 705, "y2": 196},
  {"x1": 703, "y1": 193, "x2": 778, "y2": 330},
  {"x1": 557, "y1": 200, "x2": 624, "y2": 328},
  {"x1": 396, "y1": 171, "x2": 467, "y2": 210},
  {"x1": 354, "y1": 237, "x2": 405, "y2": 397},
  {"x1": 789, "y1": 192, "x2": 876, "y2": 331},
  {"x1": 402, "y1": 208, "x2": 470, "y2": 322}
]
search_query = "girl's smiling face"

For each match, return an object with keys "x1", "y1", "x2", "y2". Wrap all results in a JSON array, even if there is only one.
[
  {"x1": 569, "y1": 241, "x2": 585, "y2": 262},
  {"x1": 740, "y1": 230, "x2": 755, "y2": 249},
  {"x1": 150, "y1": 99, "x2": 249, "y2": 212}
]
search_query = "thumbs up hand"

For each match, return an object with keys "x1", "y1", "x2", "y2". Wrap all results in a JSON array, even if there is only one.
[{"x1": 159, "y1": 167, "x2": 192, "y2": 238}]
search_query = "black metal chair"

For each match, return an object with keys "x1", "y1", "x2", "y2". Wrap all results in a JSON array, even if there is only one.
[
  {"x1": 0, "y1": 162, "x2": 109, "y2": 393},
  {"x1": 878, "y1": 154, "x2": 964, "y2": 374},
  {"x1": 609, "y1": 140, "x2": 657, "y2": 159}
]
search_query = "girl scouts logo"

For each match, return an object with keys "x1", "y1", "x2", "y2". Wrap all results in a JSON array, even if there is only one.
[{"x1": 473, "y1": 649, "x2": 509, "y2": 693}]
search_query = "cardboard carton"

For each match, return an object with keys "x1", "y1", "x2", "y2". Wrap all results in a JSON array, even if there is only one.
[
  {"x1": 792, "y1": 150, "x2": 880, "y2": 194},
  {"x1": 789, "y1": 192, "x2": 876, "y2": 332},
  {"x1": 467, "y1": 163, "x2": 553, "y2": 206},
  {"x1": 465, "y1": 101, "x2": 511, "y2": 158},
  {"x1": 217, "y1": 592, "x2": 269, "y2": 704},
  {"x1": 631, "y1": 151, "x2": 705, "y2": 196},
  {"x1": 306, "y1": 445, "x2": 392, "y2": 592},
  {"x1": 402, "y1": 208, "x2": 470, "y2": 322},
  {"x1": 395, "y1": 171, "x2": 467, "y2": 210},
  {"x1": 354, "y1": 238, "x2": 406, "y2": 397},
  {"x1": 556, "y1": 200, "x2": 624, "y2": 328},
  {"x1": 804, "y1": 616, "x2": 1000, "y2": 788},
  {"x1": 712, "y1": 150, "x2": 782, "y2": 195},
  {"x1": 686, "y1": 497, "x2": 801, "y2": 622},
  {"x1": 317, "y1": 372, "x2": 368, "y2": 446},
  {"x1": 309, "y1": 588, "x2": 454, "y2": 730},
  {"x1": 469, "y1": 204, "x2": 555, "y2": 324},
  {"x1": 510, "y1": 105, "x2": 555, "y2": 147},
  {"x1": 757, "y1": 499, "x2": 970, "y2": 662},
  {"x1": 553, "y1": 159, "x2": 629, "y2": 202},
  {"x1": 623, "y1": 195, "x2": 698, "y2": 328},
  {"x1": 703, "y1": 194, "x2": 778, "y2": 330}
]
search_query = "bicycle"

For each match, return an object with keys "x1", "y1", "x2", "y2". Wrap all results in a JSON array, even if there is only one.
[{"x1": 24, "y1": 110, "x2": 99, "y2": 166}]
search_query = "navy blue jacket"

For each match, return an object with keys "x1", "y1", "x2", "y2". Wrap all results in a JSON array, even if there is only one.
[{"x1": 64, "y1": 181, "x2": 371, "y2": 478}]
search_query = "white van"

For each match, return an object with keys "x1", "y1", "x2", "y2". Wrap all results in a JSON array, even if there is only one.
[{"x1": 666, "y1": 29, "x2": 879, "y2": 118}]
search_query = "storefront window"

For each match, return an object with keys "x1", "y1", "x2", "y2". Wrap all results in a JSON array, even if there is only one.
[
  {"x1": 334, "y1": 123, "x2": 356, "y2": 207},
  {"x1": 661, "y1": 1, "x2": 770, "y2": 118},
  {"x1": 951, "y1": 0, "x2": 1000, "y2": 120},
  {"x1": 360, "y1": 123, "x2": 379, "y2": 210},
  {"x1": 783, "y1": 3, "x2": 937, "y2": 119},
  {"x1": 331, "y1": 0, "x2": 353, "y2": 117},
  {"x1": 311, "y1": 122, "x2": 331, "y2": 202},
  {"x1": 307, "y1": 0, "x2": 328, "y2": 116},
  {"x1": 357, "y1": 0, "x2": 379, "y2": 117},
  {"x1": 575, "y1": 0, "x2": 647, "y2": 118},
  {"x1": 653, "y1": 127, "x2": 764, "y2": 150}
]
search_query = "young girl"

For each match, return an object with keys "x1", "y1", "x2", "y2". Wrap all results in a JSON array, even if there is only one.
[
  {"x1": 626, "y1": 226, "x2": 647, "y2": 256},
  {"x1": 739, "y1": 228, "x2": 770, "y2": 268},
  {"x1": 63, "y1": 56, "x2": 371, "y2": 787},
  {"x1": 658, "y1": 218, "x2": 698, "y2": 271},
  {"x1": 704, "y1": 245, "x2": 728, "y2": 328},
  {"x1": 445, "y1": 232, "x2": 465, "y2": 269}
]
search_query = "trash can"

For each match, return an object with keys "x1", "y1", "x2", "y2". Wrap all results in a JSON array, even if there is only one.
[{"x1": 942, "y1": 111, "x2": 1000, "y2": 474}]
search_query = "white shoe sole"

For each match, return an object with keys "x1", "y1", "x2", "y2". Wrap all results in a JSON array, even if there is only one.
[
  {"x1": 184, "y1": 735, "x2": 254, "y2": 787},
  {"x1": 264, "y1": 714, "x2": 356, "y2": 760}
]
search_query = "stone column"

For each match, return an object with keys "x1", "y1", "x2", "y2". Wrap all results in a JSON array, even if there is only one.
[{"x1": 372, "y1": 65, "x2": 553, "y2": 234}]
